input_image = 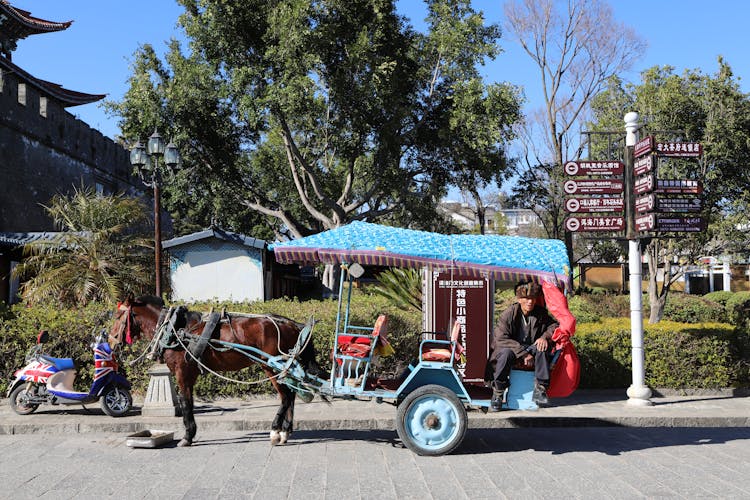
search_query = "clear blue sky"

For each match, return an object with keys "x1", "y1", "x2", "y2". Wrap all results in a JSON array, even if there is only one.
[{"x1": 10, "y1": 0, "x2": 750, "y2": 141}]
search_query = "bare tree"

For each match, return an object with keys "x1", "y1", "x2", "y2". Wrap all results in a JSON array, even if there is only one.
[{"x1": 504, "y1": 0, "x2": 646, "y2": 260}]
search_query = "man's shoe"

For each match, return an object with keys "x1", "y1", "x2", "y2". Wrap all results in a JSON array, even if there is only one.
[
  {"x1": 532, "y1": 385, "x2": 549, "y2": 406},
  {"x1": 489, "y1": 391, "x2": 503, "y2": 412}
]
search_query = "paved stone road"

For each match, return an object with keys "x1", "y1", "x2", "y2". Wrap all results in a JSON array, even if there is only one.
[{"x1": 1, "y1": 426, "x2": 749, "y2": 499}]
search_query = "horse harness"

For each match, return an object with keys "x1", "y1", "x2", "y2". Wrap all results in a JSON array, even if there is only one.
[{"x1": 150, "y1": 307, "x2": 292, "y2": 365}]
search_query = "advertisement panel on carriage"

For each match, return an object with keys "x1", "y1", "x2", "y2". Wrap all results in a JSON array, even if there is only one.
[{"x1": 431, "y1": 273, "x2": 491, "y2": 385}]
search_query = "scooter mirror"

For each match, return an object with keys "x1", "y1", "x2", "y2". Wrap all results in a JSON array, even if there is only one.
[{"x1": 37, "y1": 330, "x2": 49, "y2": 344}]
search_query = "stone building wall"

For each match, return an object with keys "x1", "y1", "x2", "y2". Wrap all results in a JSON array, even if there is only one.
[{"x1": 0, "y1": 67, "x2": 137, "y2": 232}]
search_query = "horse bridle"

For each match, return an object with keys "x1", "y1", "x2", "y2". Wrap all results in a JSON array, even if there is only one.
[{"x1": 111, "y1": 302, "x2": 139, "y2": 346}]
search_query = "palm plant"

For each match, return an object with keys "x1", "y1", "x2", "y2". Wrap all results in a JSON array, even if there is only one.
[
  {"x1": 14, "y1": 187, "x2": 153, "y2": 306},
  {"x1": 370, "y1": 268, "x2": 423, "y2": 312}
]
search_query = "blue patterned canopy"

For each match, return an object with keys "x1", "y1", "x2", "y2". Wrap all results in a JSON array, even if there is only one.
[{"x1": 271, "y1": 221, "x2": 571, "y2": 289}]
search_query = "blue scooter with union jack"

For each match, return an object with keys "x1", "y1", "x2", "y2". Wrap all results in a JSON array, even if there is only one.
[{"x1": 7, "y1": 329, "x2": 133, "y2": 417}]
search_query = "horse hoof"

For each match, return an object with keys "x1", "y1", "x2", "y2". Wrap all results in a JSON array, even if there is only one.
[
  {"x1": 178, "y1": 439, "x2": 192, "y2": 447},
  {"x1": 279, "y1": 431, "x2": 289, "y2": 445},
  {"x1": 270, "y1": 430, "x2": 281, "y2": 446}
]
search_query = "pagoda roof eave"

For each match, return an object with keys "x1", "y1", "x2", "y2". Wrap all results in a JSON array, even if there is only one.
[
  {"x1": 0, "y1": 2, "x2": 72, "y2": 37},
  {"x1": 0, "y1": 56, "x2": 106, "y2": 107}
]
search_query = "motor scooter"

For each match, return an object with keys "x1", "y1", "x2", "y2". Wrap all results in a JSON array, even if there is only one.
[{"x1": 7, "y1": 329, "x2": 133, "y2": 417}]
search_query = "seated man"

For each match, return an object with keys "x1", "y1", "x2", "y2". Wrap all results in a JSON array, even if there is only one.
[{"x1": 489, "y1": 280, "x2": 558, "y2": 411}]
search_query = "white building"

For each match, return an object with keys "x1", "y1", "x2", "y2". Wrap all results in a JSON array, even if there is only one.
[{"x1": 163, "y1": 228, "x2": 267, "y2": 303}]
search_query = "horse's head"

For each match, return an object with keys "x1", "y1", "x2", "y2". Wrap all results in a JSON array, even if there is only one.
[{"x1": 109, "y1": 294, "x2": 165, "y2": 348}]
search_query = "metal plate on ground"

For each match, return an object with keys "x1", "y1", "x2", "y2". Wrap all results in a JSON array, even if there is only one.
[{"x1": 125, "y1": 430, "x2": 175, "y2": 448}]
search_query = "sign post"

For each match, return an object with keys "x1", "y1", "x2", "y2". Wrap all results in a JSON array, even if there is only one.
[{"x1": 624, "y1": 112, "x2": 652, "y2": 406}]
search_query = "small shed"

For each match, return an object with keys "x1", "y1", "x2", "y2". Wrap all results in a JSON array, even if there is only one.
[{"x1": 163, "y1": 228, "x2": 267, "y2": 302}]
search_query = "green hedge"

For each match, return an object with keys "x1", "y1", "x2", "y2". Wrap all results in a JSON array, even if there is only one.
[
  {"x1": 2, "y1": 291, "x2": 748, "y2": 397},
  {"x1": 0, "y1": 291, "x2": 423, "y2": 398},
  {"x1": 575, "y1": 318, "x2": 747, "y2": 389}
]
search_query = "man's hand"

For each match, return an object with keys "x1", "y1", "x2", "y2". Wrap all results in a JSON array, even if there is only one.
[
  {"x1": 534, "y1": 337, "x2": 548, "y2": 352},
  {"x1": 523, "y1": 353, "x2": 534, "y2": 367}
]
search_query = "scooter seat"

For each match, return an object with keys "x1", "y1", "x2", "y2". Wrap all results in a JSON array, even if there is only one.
[{"x1": 39, "y1": 355, "x2": 75, "y2": 371}]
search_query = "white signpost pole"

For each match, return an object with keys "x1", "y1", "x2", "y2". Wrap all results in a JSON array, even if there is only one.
[{"x1": 624, "y1": 112, "x2": 653, "y2": 406}]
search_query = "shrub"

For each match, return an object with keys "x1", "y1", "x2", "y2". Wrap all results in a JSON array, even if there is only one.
[
  {"x1": 0, "y1": 301, "x2": 113, "y2": 394},
  {"x1": 703, "y1": 291, "x2": 734, "y2": 308},
  {"x1": 659, "y1": 293, "x2": 726, "y2": 324},
  {"x1": 574, "y1": 318, "x2": 745, "y2": 389},
  {"x1": 724, "y1": 291, "x2": 750, "y2": 328}
]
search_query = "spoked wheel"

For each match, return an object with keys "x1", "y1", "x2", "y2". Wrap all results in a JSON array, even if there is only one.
[
  {"x1": 100, "y1": 386, "x2": 132, "y2": 417},
  {"x1": 9, "y1": 385, "x2": 40, "y2": 415},
  {"x1": 396, "y1": 384, "x2": 468, "y2": 456}
]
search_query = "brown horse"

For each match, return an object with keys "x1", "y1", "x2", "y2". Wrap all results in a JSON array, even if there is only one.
[{"x1": 110, "y1": 295, "x2": 320, "y2": 447}]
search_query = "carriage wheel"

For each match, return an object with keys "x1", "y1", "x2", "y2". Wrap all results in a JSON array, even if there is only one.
[
  {"x1": 396, "y1": 384, "x2": 467, "y2": 456},
  {"x1": 9, "y1": 385, "x2": 39, "y2": 415}
]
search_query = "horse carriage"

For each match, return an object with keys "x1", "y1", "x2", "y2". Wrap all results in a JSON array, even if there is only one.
[{"x1": 111, "y1": 222, "x2": 574, "y2": 456}]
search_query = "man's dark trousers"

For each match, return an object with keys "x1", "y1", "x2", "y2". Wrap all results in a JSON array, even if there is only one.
[{"x1": 493, "y1": 345, "x2": 552, "y2": 388}]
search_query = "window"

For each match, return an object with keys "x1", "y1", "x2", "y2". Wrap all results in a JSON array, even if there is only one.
[
  {"x1": 39, "y1": 96, "x2": 47, "y2": 117},
  {"x1": 0, "y1": 71, "x2": 3, "y2": 93},
  {"x1": 95, "y1": 182, "x2": 105, "y2": 195},
  {"x1": 17, "y1": 83, "x2": 26, "y2": 105}
]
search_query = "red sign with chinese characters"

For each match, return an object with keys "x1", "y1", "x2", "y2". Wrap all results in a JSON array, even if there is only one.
[
  {"x1": 634, "y1": 136, "x2": 654, "y2": 157},
  {"x1": 635, "y1": 193, "x2": 655, "y2": 213},
  {"x1": 564, "y1": 160, "x2": 624, "y2": 176},
  {"x1": 563, "y1": 179, "x2": 623, "y2": 195},
  {"x1": 636, "y1": 213, "x2": 655, "y2": 232},
  {"x1": 565, "y1": 216, "x2": 625, "y2": 232},
  {"x1": 634, "y1": 155, "x2": 655, "y2": 176},
  {"x1": 565, "y1": 197, "x2": 623, "y2": 213},
  {"x1": 634, "y1": 174, "x2": 655, "y2": 194}
]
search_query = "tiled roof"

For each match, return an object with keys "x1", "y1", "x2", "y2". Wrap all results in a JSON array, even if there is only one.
[
  {"x1": 162, "y1": 227, "x2": 267, "y2": 250},
  {"x1": 0, "y1": 232, "x2": 65, "y2": 248}
]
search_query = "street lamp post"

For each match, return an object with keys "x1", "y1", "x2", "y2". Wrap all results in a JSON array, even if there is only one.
[{"x1": 130, "y1": 129, "x2": 180, "y2": 297}]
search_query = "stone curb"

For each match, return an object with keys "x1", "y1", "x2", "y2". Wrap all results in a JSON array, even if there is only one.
[{"x1": 2, "y1": 414, "x2": 749, "y2": 437}]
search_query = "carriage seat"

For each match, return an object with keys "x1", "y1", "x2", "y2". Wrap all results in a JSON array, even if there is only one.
[
  {"x1": 337, "y1": 314, "x2": 390, "y2": 359},
  {"x1": 420, "y1": 319, "x2": 464, "y2": 363}
]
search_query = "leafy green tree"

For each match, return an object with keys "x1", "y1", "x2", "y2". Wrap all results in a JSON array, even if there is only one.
[
  {"x1": 13, "y1": 188, "x2": 153, "y2": 307},
  {"x1": 588, "y1": 59, "x2": 750, "y2": 322},
  {"x1": 107, "y1": 0, "x2": 521, "y2": 245}
]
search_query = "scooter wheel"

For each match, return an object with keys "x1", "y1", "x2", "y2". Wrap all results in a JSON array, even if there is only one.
[
  {"x1": 100, "y1": 386, "x2": 132, "y2": 417},
  {"x1": 9, "y1": 385, "x2": 39, "y2": 415}
]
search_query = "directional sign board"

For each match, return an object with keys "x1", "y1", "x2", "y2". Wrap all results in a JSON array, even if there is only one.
[
  {"x1": 634, "y1": 136, "x2": 654, "y2": 157},
  {"x1": 564, "y1": 179, "x2": 623, "y2": 195},
  {"x1": 657, "y1": 216, "x2": 704, "y2": 232},
  {"x1": 635, "y1": 193, "x2": 655, "y2": 213},
  {"x1": 655, "y1": 142, "x2": 702, "y2": 157},
  {"x1": 656, "y1": 179, "x2": 702, "y2": 194},
  {"x1": 565, "y1": 197, "x2": 624, "y2": 213},
  {"x1": 634, "y1": 155, "x2": 655, "y2": 176},
  {"x1": 565, "y1": 216, "x2": 625, "y2": 232},
  {"x1": 564, "y1": 161, "x2": 624, "y2": 176},
  {"x1": 635, "y1": 213, "x2": 655, "y2": 232},
  {"x1": 656, "y1": 197, "x2": 702, "y2": 213},
  {"x1": 634, "y1": 174, "x2": 655, "y2": 194}
]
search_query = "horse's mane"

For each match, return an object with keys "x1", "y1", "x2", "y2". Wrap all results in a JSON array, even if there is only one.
[{"x1": 133, "y1": 295, "x2": 165, "y2": 308}]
